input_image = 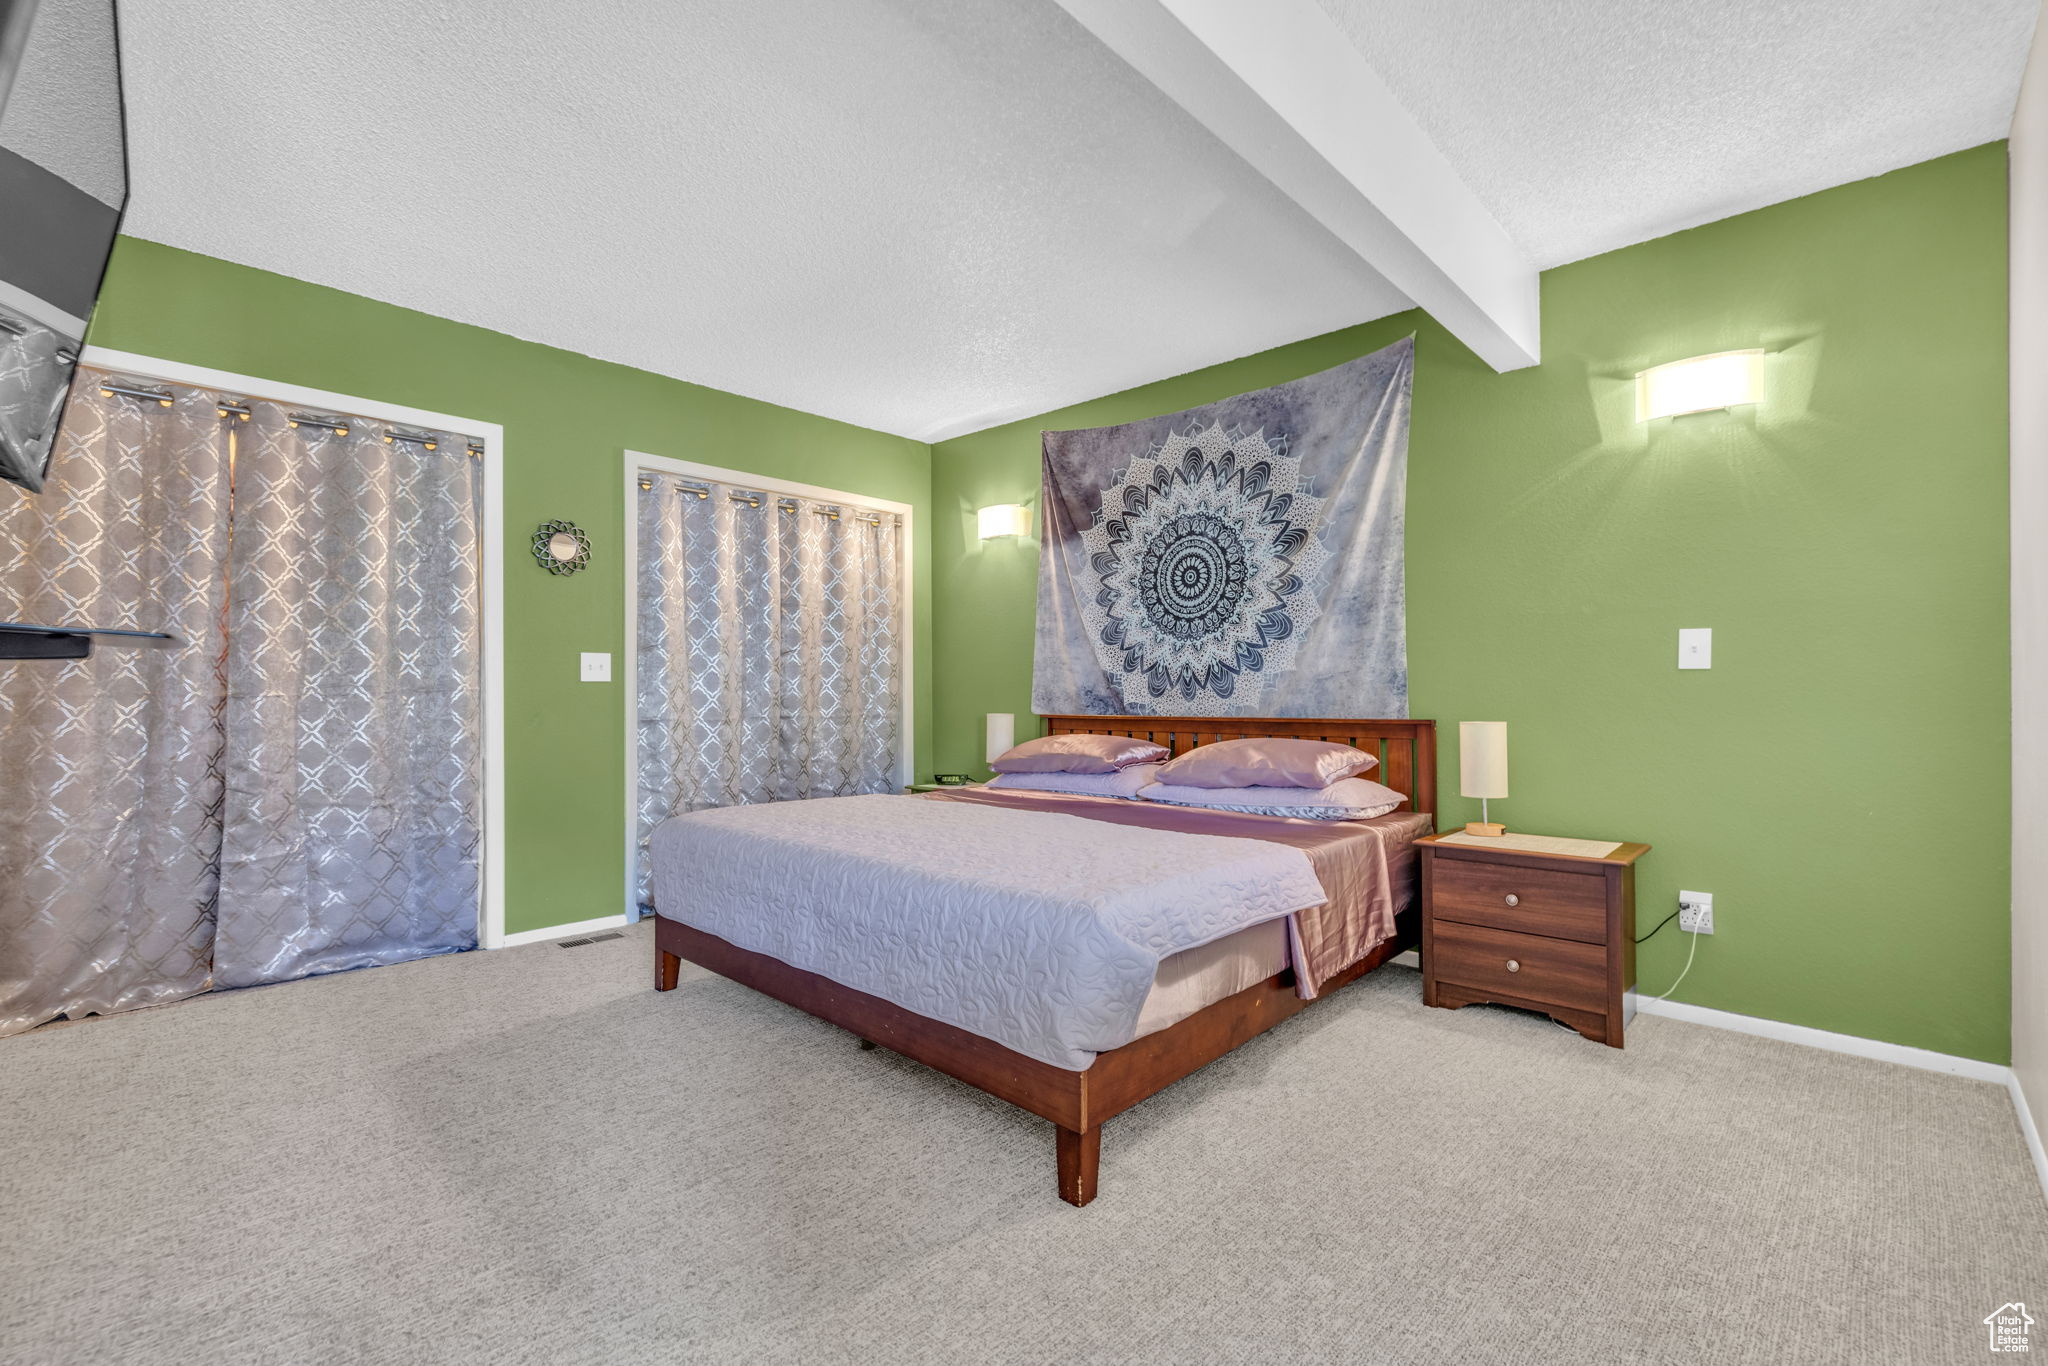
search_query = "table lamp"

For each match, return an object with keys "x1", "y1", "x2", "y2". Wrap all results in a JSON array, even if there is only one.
[{"x1": 1460, "y1": 721, "x2": 1507, "y2": 837}]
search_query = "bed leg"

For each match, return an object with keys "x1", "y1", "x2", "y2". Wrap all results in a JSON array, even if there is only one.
[
  {"x1": 655, "y1": 947, "x2": 681, "y2": 992},
  {"x1": 1056, "y1": 1124, "x2": 1100, "y2": 1207},
  {"x1": 857, "y1": 1038, "x2": 877, "y2": 1050}
]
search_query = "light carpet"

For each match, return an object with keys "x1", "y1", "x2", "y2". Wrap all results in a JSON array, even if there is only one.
[{"x1": 2, "y1": 921, "x2": 2043, "y2": 1365}]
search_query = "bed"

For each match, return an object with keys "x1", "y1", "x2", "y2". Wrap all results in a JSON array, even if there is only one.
[{"x1": 651, "y1": 714, "x2": 1437, "y2": 1205}]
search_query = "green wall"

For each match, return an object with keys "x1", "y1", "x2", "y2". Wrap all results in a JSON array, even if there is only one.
[
  {"x1": 87, "y1": 238, "x2": 934, "y2": 937},
  {"x1": 87, "y1": 145, "x2": 2012, "y2": 1058},
  {"x1": 932, "y1": 144, "x2": 2012, "y2": 1062}
]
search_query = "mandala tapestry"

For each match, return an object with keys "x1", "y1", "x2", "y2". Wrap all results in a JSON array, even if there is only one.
[{"x1": 1034, "y1": 337, "x2": 1411, "y2": 717}]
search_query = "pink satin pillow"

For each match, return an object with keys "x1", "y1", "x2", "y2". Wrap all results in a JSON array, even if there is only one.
[
  {"x1": 988, "y1": 763, "x2": 1164, "y2": 798},
  {"x1": 990, "y1": 733, "x2": 1170, "y2": 775},
  {"x1": 1138, "y1": 776, "x2": 1405, "y2": 820},
  {"x1": 1154, "y1": 736, "x2": 1378, "y2": 790}
]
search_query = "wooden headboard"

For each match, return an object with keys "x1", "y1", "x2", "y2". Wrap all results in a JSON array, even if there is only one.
[{"x1": 1041, "y1": 714, "x2": 1437, "y2": 816}]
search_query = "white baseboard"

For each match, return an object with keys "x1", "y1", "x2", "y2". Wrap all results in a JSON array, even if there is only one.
[
  {"x1": 1398, "y1": 947, "x2": 2042, "y2": 1199},
  {"x1": 1398, "y1": 949, "x2": 2001, "y2": 1080},
  {"x1": 2011, "y1": 1074, "x2": 2048, "y2": 1203},
  {"x1": 1633, "y1": 995, "x2": 2011, "y2": 1084},
  {"x1": 488, "y1": 914, "x2": 630, "y2": 949}
]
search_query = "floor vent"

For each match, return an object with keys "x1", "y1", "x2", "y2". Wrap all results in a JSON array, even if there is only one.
[{"x1": 557, "y1": 931, "x2": 625, "y2": 948}]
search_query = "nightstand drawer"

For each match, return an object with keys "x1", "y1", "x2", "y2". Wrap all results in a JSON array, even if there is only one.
[
  {"x1": 1431, "y1": 857, "x2": 1606, "y2": 943},
  {"x1": 1429, "y1": 920, "x2": 1607, "y2": 1014}
]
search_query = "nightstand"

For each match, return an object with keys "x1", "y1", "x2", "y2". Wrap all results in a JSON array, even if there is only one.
[{"x1": 1417, "y1": 832, "x2": 1651, "y2": 1047}]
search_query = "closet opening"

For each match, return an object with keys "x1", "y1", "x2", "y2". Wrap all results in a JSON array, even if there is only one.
[
  {"x1": 622, "y1": 452, "x2": 913, "y2": 920},
  {"x1": 0, "y1": 346, "x2": 506, "y2": 1036}
]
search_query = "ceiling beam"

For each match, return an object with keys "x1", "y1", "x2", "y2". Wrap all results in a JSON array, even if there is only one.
[{"x1": 1052, "y1": 0, "x2": 1540, "y2": 371}]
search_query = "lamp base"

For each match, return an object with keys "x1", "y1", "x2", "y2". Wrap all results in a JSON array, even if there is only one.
[{"x1": 1463, "y1": 821, "x2": 1507, "y2": 838}]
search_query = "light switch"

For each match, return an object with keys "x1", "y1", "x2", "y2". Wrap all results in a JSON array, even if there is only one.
[
  {"x1": 1678, "y1": 628, "x2": 1711, "y2": 670},
  {"x1": 580, "y1": 652, "x2": 612, "y2": 682}
]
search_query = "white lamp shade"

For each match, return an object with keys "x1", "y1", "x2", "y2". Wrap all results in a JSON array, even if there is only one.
[
  {"x1": 1635, "y1": 349, "x2": 1764, "y2": 421},
  {"x1": 1459, "y1": 722, "x2": 1508, "y2": 800},
  {"x1": 977, "y1": 504, "x2": 1031, "y2": 539},
  {"x1": 985, "y1": 713, "x2": 1015, "y2": 765}
]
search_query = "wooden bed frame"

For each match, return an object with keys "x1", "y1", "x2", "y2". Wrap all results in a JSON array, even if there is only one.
[{"x1": 653, "y1": 715, "x2": 1437, "y2": 1206}]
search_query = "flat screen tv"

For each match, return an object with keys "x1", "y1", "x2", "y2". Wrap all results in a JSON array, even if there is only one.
[{"x1": 0, "y1": 0, "x2": 127, "y2": 494}]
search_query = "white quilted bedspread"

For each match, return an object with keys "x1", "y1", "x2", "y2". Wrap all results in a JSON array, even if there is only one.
[{"x1": 649, "y1": 794, "x2": 1327, "y2": 1070}]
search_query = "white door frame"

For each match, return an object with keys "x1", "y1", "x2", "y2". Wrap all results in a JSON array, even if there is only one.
[
  {"x1": 621, "y1": 450, "x2": 915, "y2": 919},
  {"x1": 79, "y1": 346, "x2": 512, "y2": 949}
]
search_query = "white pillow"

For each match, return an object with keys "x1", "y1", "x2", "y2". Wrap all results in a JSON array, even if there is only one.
[
  {"x1": 987, "y1": 763, "x2": 1164, "y2": 799},
  {"x1": 1137, "y1": 776, "x2": 1405, "y2": 820}
]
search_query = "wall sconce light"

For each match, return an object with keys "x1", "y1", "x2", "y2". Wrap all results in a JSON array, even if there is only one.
[
  {"x1": 977, "y1": 503, "x2": 1031, "y2": 539},
  {"x1": 1635, "y1": 349, "x2": 1765, "y2": 422}
]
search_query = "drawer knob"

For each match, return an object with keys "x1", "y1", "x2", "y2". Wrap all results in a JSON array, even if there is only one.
[
  {"x1": 1504, "y1": 893, "x2": 1520, "y2": 907},
  {"x1": 1506, "y1": 959, "x2": 1521, "y2": 973}
]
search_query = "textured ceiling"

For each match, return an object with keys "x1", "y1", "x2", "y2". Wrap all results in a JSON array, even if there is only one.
[
  {"x1": 1314, "y1": 0, "x2": 2037, "y2": 268},
  {"x1": 113, "y1": 0, "x2": 1403, "y2": 442},
  {"x1": 110, "y1": 0, "x2": 2034, "y2": 441}
]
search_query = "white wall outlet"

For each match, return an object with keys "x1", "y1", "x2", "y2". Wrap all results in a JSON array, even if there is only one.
[
  {"x1": 1678, "y1": 628, "x2": 1712, "y2": 669},
  {"x1": 579, "y1": 652, "x2": 612, "y2": 683},
  {"x1": 1678, "y1": 891, "x2": 1714, "y2": 935}
]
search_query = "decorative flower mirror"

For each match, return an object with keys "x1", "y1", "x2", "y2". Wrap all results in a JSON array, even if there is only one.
[{"x1": 532, "y1": 520, "x2": 590, "y2": 575}]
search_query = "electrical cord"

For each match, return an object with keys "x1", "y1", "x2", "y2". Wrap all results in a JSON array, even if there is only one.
[
  {"x1": 1647, "y1": 905, "x2": 1702, "y2": 1001},
  {"x1": 1634, "y1": 908, "x2": 1679, "y2": 944}
]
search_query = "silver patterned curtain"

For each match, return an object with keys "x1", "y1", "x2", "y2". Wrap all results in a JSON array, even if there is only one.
[
  {"x1": 0, "y1": 378, "x2": 231, "y2": 1035},
  {"x1": 634, "y1": 474, "x2": 901, "y2": 909},
  {"x1": 0, "y1": 371, "x2": 482, "y2": 1035},
  {"x1": 213, "y1": 405, "x2": 481, "y2": 987}
]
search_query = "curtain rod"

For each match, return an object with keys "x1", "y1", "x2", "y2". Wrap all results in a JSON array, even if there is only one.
[
  {"x1": 99, "y1": 380, "x2": 173, "y2": 407},
  {"x1": 83, "y1": 367, "x2": 486, "y2": 455},
  {"x1": 288, "y1": 412, "x2": 350, "y2": 435},
  {"x1": 637, "y1": 476, "x2": 893, "y2": 525}
]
